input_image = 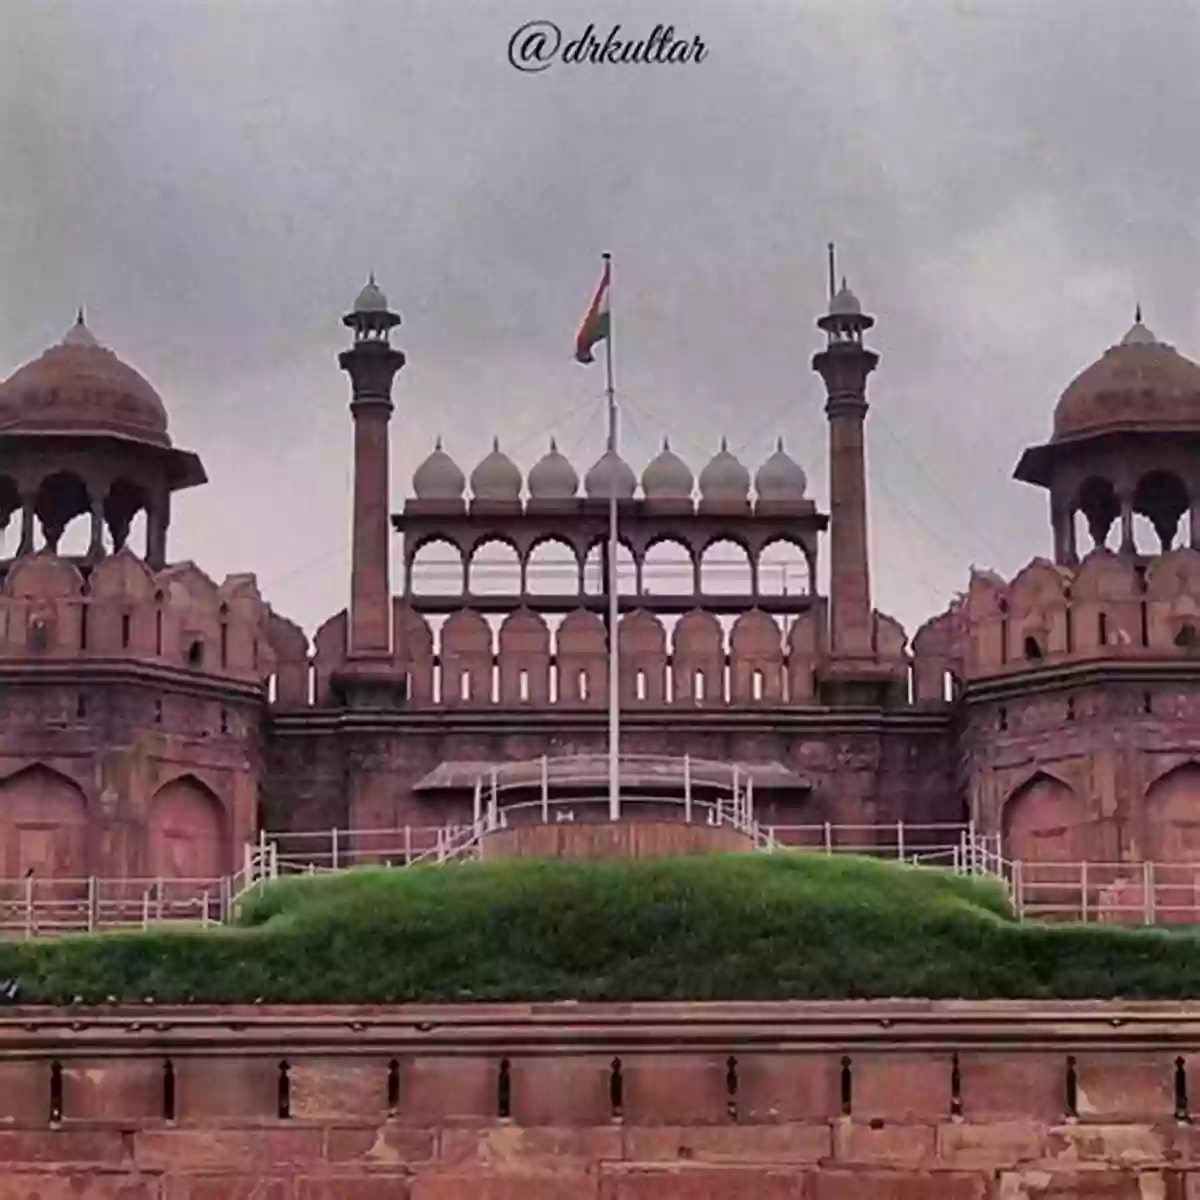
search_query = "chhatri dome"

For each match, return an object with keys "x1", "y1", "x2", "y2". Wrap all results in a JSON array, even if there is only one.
[
  {"x1": 353, "y1": 273, "x2": 390, "y2": 314},
  {"x1": 469, "y1": 438, "x2": 522, "y2": 502},
  {"x1": 828, "y1": 280, "x2": 862, "y2": 317},
  {"x1": 528, "y1": 438, "x2": 579, "y2": 500},
  {"x1": 641, "y1": 437, "x2": 693, "y2": 501},
  {"x1": 698, "y1": 438, "x2": 751, "y2": 504},
  {"x1": 1053, "y1": 309, "x2": 1200, "y2": 440},
  {"x1": 584, "y1": 446, "x2": 637, "y2": 501},
  {"x1": 0, "y1": 311, "x2": 171, "y2": 447},
  {"x1": 412, "y1": 437, "x2": 465, "y2": 501},
  {"x1": 754, "y1": 437, "x2": 807, "y2": 502}
]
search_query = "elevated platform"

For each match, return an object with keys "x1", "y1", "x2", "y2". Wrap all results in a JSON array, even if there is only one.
[{"x1": 479, "y1": 818, "x2": 755, "y2": 860}]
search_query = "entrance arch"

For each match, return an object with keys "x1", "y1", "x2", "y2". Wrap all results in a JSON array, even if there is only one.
[
  {"x1": 146, "y1": 776, "x2": 227, "y2": 879},
  {"x1": 1001, "y1": 772, "x2": 1088, "y2": 863},
  {"x1": 1143, "y1": 764, "x2": 1200, "y2": 922},
  {"x1": 1144, "y1": 764, "x2": 1200, "y2": 863},
  {"x1": 0, "y1": 765, "x2": 88, "y2": 879},
  {"x1": 1002, "y1": 772, "x2": 1092, "y2": 919}
]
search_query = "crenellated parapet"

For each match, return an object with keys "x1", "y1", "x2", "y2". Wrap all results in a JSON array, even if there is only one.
[
  {"x1": 298, "y1": 594, "x2": 918, "y2": 712},
  {"x1": 0, "y1": 545, "x2": 302, "y2": 688},
  {"x1": 948, "y1": 548, "x2": 1200, "y2": 678}
]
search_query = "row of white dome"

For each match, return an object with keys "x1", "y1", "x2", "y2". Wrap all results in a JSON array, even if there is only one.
[{"x1": 411, "y1": 437, "x2": 809, "y2": 503}]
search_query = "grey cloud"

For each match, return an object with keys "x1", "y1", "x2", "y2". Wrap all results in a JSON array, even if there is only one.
[{"x1": 0, "y1": 0, "x2": 1196, "y2": 638}]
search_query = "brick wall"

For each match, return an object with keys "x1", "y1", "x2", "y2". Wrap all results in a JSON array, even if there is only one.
[{"x1": 1, "y1": 1001, "x2": 1198, "y2": 1198}]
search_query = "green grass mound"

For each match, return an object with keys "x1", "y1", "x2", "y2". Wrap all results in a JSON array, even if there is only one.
[{"x1": 0, "y1": 853, "x2": 1197, "y2": 1003}]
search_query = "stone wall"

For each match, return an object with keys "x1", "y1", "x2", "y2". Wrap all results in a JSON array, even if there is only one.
[
  {"x1": 2, "y1": 1000, "x2": 1199, "y2": 1198},
  {"x1": 261, "y1": 714, "x2": 960, "y2": 836}
]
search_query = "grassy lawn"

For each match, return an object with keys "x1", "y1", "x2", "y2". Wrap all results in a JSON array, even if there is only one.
[{"x1": 0, "y1": 854, "x2": 1196, "y2": 1004}]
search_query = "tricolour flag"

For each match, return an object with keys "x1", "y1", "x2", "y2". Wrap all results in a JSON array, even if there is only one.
[{"x1": 574, "y1": 260, "x2": 611, "y2": 364}]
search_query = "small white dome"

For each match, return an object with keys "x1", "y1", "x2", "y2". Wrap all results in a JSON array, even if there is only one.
[
  {"x1": 470, "y1": 438, "x2": 522, "y2": 501},
  {"x1": 829, "y1": 283, "x2": 862, "y2": 316},
  {"x1": 528, "y1": 437, "x2": 579, "y2": 500},
  {"x1": 1121, "y1": 317, "x2": 1158, "y2": 345},
  {"x1": 755, "y1": 437, "x2": 807, "y2": 502},
  {"x1": 62, "y1": 310, "x2": 99, "y2": 348},
  {"x1": 353, "y1": 274, "x2": 389, "y2": 313},
  {"x1": 412, "y1": 437, "x2": 465, "y2": 500},
  {"x1": 699, "y1": 438, "x2": 750, "y2": 504},
  {"x1": 584, "y1": 447, "x2": 637, "y2": 501},
  {"x1": 641, "y1": 437, "x2": 693, "y2": 500}
]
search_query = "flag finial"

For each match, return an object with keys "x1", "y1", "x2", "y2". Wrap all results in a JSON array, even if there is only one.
[{"x1": 1135, "y1": 302, "x2": 1142, "y2": 324}]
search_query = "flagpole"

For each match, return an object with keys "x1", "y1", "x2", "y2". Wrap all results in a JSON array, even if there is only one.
[{"x1": 603, "y1": 252, "x2": 620, "y2": 823}]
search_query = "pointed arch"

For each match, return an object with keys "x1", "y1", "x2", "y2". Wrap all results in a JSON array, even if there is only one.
[
  {"x1": 0, "y1": 764, "x2": 88, "y2": 878},
  {"x1": 1143, "y1": 761, "x2": 1200, "y2": 862},
  {"x1": 146, "y1": 774, "x2": 227, "y2": 879},
  {"x1": 1001, "y1": 770, "x2": 1088, "y2": 863}
]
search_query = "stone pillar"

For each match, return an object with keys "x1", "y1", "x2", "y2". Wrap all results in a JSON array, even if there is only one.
[
  {"x1": 1052, "y1": 497, "x2": 1078, "y2": 565},
  {"x1": 145, "y1": 497, "x2": 170, "y2": 569},
  {"x1": 17, "y1": 495, "x2": 35, "y2": 556},
  {"x1": 1190, "y1": 494, "x2": 1200, "y2": 550},
  {"x1": 87, "y1": 498, "x2": 106, "y2": 560},
  {"x1": 1118, "y1": 490, "x2": 1135, "y2": 555}
]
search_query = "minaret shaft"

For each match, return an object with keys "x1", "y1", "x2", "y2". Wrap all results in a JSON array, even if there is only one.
[
  {"x1": 348, "y1": 397, "x2": 394, "y2": 656},
  {"x1": 825, "y1": 389, "x2": 874, "y2": 656},
  {"x1": 338, "y1": 283, "x2": 405, "y2": 664},
  {"x1": 812, "y1": 275, "x2": 895, "y2": 707}
]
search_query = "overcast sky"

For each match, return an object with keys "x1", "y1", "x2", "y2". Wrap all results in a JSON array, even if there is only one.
[{"x1": 1, "y1": 0, "x2": 1197, "y2": 641}]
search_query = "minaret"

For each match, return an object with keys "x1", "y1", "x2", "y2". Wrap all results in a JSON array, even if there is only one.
[
  {"x1": 811, "y1": 250, "x2": 898, "y2": 708},
  {"x1": 339, "y1": 275, "x2": 405, "y2": 661},
  {"x1": 813, "y1": 256, "x2": 878, "y2": 662}
]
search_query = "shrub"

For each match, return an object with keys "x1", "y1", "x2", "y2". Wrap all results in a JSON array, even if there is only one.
[{"x1": 0, "y1": 854, "x2": 1195, "y2": 1004}]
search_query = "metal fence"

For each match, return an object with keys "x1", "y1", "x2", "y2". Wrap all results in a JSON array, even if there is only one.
[
  {"x1": 5, "y1": 818, "x2": 1199, "y2": 938},
  {"x1": 256, "y1": 810, "x2": 981, "y2": 874},
  {"x1": 0, "y1": 875, "x2": 232, "y2": 938},
  {"x1": 1008, "y1": 859, "x2": 1200, "y2": 925}
]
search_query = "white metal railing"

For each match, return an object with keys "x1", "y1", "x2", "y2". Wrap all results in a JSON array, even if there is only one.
[
  {"x1": 0, "y1": 875, "x2": 232, "y2": 938},
  {"x1": 1005, "y1": 858, "x2": 1200, "y2": 925},
  {"x1": 255, "y1": 812, "x2": 979, "y2": 873},
  {"x1": 255, "y1": 822, "x2": 481, "y2": 876}
]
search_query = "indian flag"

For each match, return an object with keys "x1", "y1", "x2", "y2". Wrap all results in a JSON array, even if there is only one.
[{"x1": 574, "y1": 260, "x2": 611, "y2": 364}]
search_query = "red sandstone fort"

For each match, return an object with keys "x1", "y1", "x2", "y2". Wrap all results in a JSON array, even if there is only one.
[
  {"x1": 0, "y1": 277, "x2": 1197, "y2": 925},
  {"x1": 3, "y1": 279, "x2": 1200, "y2": 1200}
]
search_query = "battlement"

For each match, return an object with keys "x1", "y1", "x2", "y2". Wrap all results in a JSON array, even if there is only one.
[
  {"x1": 913, "y1": 546, "x2": 1200, "y2": 698},
  {"x1": 295, "y1": 598, "x2": 915, "y2": 711},
  {"x1": 0, "y1": 547, "x2": 301, "y2": 688}
]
